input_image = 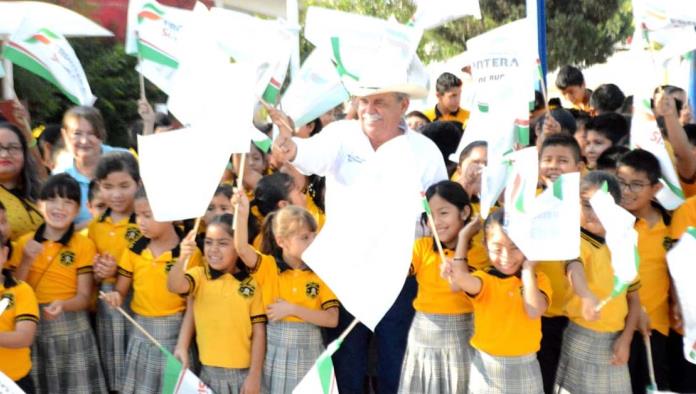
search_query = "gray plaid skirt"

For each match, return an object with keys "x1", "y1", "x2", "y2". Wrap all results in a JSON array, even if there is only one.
[
  {"x1": 121, "y1": 312, "x2": 184, "y2": 394},
  {"x1": 469, "y1": 349, "x2": 543, "y2": 394},
  {"x1": 200, "y1": 365, "x2": 249, "y2": 394},
  {"x1": 554, "y1": 322, "x2": 631, "y2": 394},
  {"x1": 398, "y1": 312, "x2": 473, "y2": 394},
  {"x1": 96, "y1": 282, "x2": 131, "y2": 392},
  {"x1": 31, "y1": 309, "x2": 107, "y2": 394},
  {"x1": 263, "y1": 321, "x2": 324, "y2": 394}
]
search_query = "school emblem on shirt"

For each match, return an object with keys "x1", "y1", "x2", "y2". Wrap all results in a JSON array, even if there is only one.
[
  {"x1": 663, "y1": 236, "x2": 674, "y2": 252},
  {"x1": 306, "y1": 282, "x2": 320, "y2": 299},
  {"x1": 238, "y1": 281, "x2": 255, "y2": 298},
  {"x1": 125, "y1": 227, "x2": 141, "y2": 245},
  {"x1": 0, "y1": 293, "x2": 14, "y2": 309},
  {"x1": 59, "y1": 251, "x2": 76, "y2": 266},
  {"x1": 165, "y1": 260, "x2": 175, "y2": 272}
]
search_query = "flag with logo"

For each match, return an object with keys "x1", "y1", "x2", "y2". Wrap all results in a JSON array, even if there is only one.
[
  {"x1": 280, "y1": 48, "x2": 349, "y2": 128},
  {"x1": 161, "y1": 349, "x2": 212, "y2": 394},
  {"x1": 410, "y1": 0, "x2": 481, "y2": 29},
  {"x1": 252, "y1": 128, "x2": 272, "y2": 153},
  {"x1": 666, "y1": 227, "x2": 696, "y2": 365},
  {"x1": 589, "y1": 182, "x2": 640, "y2": 298},
  {"x1": 292, "y1": 338, "x2": 341, "y2": 394},
  {"x1": 3, "y1": 19, "x2": 95, "y2": 105}
]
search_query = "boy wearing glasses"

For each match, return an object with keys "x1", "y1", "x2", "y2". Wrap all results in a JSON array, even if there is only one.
[{"x1": 615, "y1": 149, "x2": 671, "y2": 393}]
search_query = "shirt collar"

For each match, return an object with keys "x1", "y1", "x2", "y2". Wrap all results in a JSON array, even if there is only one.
[
  {"x1": 486, "y1": 266, "x2": 521, "y2": 279},
  {"x1": 33, "y1": 222, "x2": 75, "y2": 246},
  {"x1": 274, "y1": 253, "x2": 311, "y2": 273},
  {"x1": 99, "y1": 209, "x2": 137, "y2": 225},
  {"x1": 206, "y1": 261, "x2": 250, "y2": 281},
  {"x1": 434, "y1": 105, "x2": 460, "y2": 119}
]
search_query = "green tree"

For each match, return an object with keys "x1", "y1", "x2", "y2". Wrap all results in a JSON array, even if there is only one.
[{"x1": 301, "y1": 0, "x2": 633, "y2": 70}]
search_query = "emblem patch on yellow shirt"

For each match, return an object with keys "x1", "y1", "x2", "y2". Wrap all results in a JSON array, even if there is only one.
[
  {"x1": 239, "y1": 281, "x2": 255, "y2": 298},
  {"x1": 165, "y1": 260, "x2": 175, "y2": 272},
  {"x1": 125, "y1": 227, "x2": 141, "y2": 244},
  {"x1": 306, "y1": 282, "x2": 320, "y2": 298},
  {"x1": 59, "y1": 251, "x2": 76, "y2": 266},
  {"x1": 1, "y1": 293, "x2": 14, "y2": 309},
  {"x1": 663, "y1": 236, "x2": 673, "y2": 252}
]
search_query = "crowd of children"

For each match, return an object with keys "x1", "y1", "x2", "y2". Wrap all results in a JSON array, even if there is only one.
[{"x1": 0, "y1": 64, "x2": 695, "y2": 394}]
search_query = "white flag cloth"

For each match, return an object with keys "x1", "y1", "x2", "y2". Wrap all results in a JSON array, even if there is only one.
[
  {"x1": 502, "y1": 147, "x2": 539, "y2": 217},
  {"x1": 3, "y1": 18, "x2": 94, "y2": 105},
  {"x1": 301, "y1": 135, "x2": 423, "y2": 330},
  {"x1": 633, "y1": 0, "x2": 696, "y2": 31},
  {"x1": 0, "y1": 371, "x2": 24, "y2": 394},
  {"x1": 666, "y1": 228, "x2": 696, "y2": 365},
  {"x1": 411, "y1": 0, "x2": 481, "y2": 29},
  {"x1": 589, "y1": 184, "x2": 640, "y2": 297},
  {"x1": 507, "y1": 172, "x2": 581, "y2": 261},
  {"x1": 292, "y1": 339, "x2": 341, "y2": 394},
  {"x1": 280, "y1": 49, "x2": 349, "y2": 128}
]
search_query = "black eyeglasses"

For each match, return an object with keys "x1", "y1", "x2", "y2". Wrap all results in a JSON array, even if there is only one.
[
  {"x1": 0, "y1": 144, "x2": 23, "y2": 156},
  {"x1": 618, "y1": 180, "x2": 649, "y2": 193}
]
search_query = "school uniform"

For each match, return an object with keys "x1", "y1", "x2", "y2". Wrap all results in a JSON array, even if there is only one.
[
  {"x1": 11, "y1": 224, "x2": 107, "y2": 394},
  {"x1": 306, "y1": 194, "x2": 326, "y2": 231},
  {"x1": 554, "y1": 229, "x2": 640, "y2": 394},
  {"x1": 667, "y1": 200, "x2": 696, "y2": 393},
  {"x1": 88, "y1": 209, "x2": 141, "y2": 392},
  {"x1": 628, "y1": 210, "x2": 672, "y2": 393},
  {"x1": 182, "y1": 264, "x2": 267, "y2": 393},
  {"x1": 252, "y1": 252, "x2": 339, "y2": 394},
  {"x1": 423, "y1": 105, "x2": 470, "y2": 130},
  {"x1": 468, "y1": 201, "x2": 491, "y2": 271},
  {"x1": 0, "y1": 270, "x2": 39, "y2": 392},
  {"x1": 466, "y1": 267, "x2": 551, "y2": 394},
  {"x1": 118, "y1": 236, "x2": 202, "y2": 394},
  {"x1": 397, "y1": 237, "x2": 473, "y2": 394}
]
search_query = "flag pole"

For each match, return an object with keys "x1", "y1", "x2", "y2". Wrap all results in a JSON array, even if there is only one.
[
  {"x1": 337, "y1": 318, "x2": 360, "y2": 343},
  {"x1": 232, "y1": 153, "x2": 247, "y2": 231},
  {"x1": 420, "y1": 193, "x2": 453, "y2": 283},
  {"x1": 135, "y1": 32, "x2": 147, "y2": 101},
  {"x1": 99, "y1": 291, "x2": 166, "y2": 352},
  {"x1": 644, "y1": 333, "x2": 657, "y2": 390}
]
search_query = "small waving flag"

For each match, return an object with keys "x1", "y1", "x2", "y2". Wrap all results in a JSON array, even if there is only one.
[
  {"x1": 666, "y1": 227, "x2": 696, "y2": 365},
  {"x1": 292, "y1": 339, "x2": 341, "y2": 394}
]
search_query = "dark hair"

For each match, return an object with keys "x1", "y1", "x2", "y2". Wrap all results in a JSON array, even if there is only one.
[
  {"x1": 555, "y1": 65, "x2": 585, "y2": 89},
  {"x1": 568, "y1": 108, "x2": 591, "y2": 128},
  {"x1": 305, "y1": 118, "x2": 323, "y2": 137},
  {"x1": 251, "y1": 173, "x2": 295, "y2": 217},
  {"x1": 87, "y1": 180, "x2": 100, "y2": 202},
  {"x1": 435, "y1": 72, "x2": 462, "y2": 95},
  {"x1": 62, "y1": 106, "x2": 107, "y2": 140},
  {"x1": 420, "y1": 121, "x2": 462, "y2": 176},
  {"x1": 616, "y1": 149, "x2": 662, "y2": 185},
  {"x1": 95, "y1": 152, "x2": 140, "y2": 183},
  {"x1": 540, "y1": 133, "x2": 582, "y2": 163},
  {"x1": 0, "y1": 122, "x2": 42, "y2": 200},
  {"x1": 620, "y1": 95, "x2": 634, "y2": 116},
  {"x1": 589, "y1": 84, "x2": 625, "y2": 114},
  {"x1": 307, "y1": 175, "x2": 326, "y2": 212},
  {"x1": 581, "y1": 171, "x2": 622, "y2": 204},
  {"x1": 684, "y1": 124, "x2": 696, "y2": 146},
  {"x1": 213, "y1": 184, "x2": 233, "y2": 199},
  {"x1": 39, "y1": 173, "x2": 81, "y2": 203},
  {"x1": 406, "y1": 110, "x2": 430, "y2": 124},
  {"x1": 38, "y1": 124, "x2": 62, "y2": 146},
  {"x1": 134, "y1": 185, "x2": 148, "y2": 201},
  {"x1": 260, "y1": 206, "x2": 317, "y2": 257},
  {"x1": 483, "y1": 208, "x2": 507, "y2": 241},
  {"x1": 458, "y1": 141, "x2": 488, "y2": 166},
  {"x1": 531, "y1": 108, "x2": 577, "y2": 146},
  {"x1": 596, "y1": 145, "x2": 630, "y2": 171},
  {"x1": 531, "y1": 91, "x2": 545, "y2": 112},
  {"x1": 585, "y1": 113, "x2": 629, "y2": 146}
]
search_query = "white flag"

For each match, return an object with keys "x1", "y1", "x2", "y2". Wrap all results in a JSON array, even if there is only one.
[
  {"x1": 3, "y1": 19, "x2": 94, "y2": 105},
  {"x1": 281, "y1": 49, "x2": 349, "y2": 128},
  {"x1": 411, "y1": 0, "x2": 481, "y2": 29},
  {"x1": 293, "y1": 339, "x2": 341, "y2": 394},
  {"x1": 666, "y1": 227, "x2": 696, "y2": 365},
  {"x1": 0, "y1": 371, "x2": 24, "y2": 394}
]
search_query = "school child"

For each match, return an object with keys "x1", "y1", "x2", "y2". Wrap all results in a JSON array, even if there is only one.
[
  {"x1": 197, "y1": 184, "x2": 235, "y2": 249},
  {"x1": 568, "y1": 108, "x2": 590, "y2": 154},
  {"x1": 443, "y1": 208, "x2": 551, "y2": 394},
  {"x1": 88, "y1": 151, "x2": 142, "y2": 392},
  {"x1": 250, "y1": 172, "x2": 307, "y2": 248},
  {"x1": 535, "y1": 133, "x2": 582, "y2": 394},
  {"x1": 555, "y1": 65, "x2": 591, "y2": 112},
  {"x1": 86, "y1": 179, "x2": 107, "y2": 220},
  {"x1": 167, "y1": 214, "x2": 266, "y2": 394},
  {"x1": 455, "y1": 141, "x2": 490, "y2": 271},
  {"x1": 10, "y1": 173, "x2": 107, "y2": 393},
  {"x1": 615, "y1": 150, "x2": 671, "y2": 393},
  {"x1": 583, "y1": 113, "x2": 629, "y2": 170},
  {"x1": 555, "y1": 171, "x2": 641, "y2": 394},
  {"x1": 397, "y1": 181, "x2": 474, "y2": 393},
  {"x1": 0, "y1": 215, "x2": 39, "y2": 393},
  {"x1": 233, "y1": 192, "x2": 339, "y2": 394},
  {"x1": 280, "y1": 164, "x2": 327, "y2": 231},
  {"x1": 666, "y1": 194, "x2": 696, "y2": 393},
  {"x1": 101, "y1": 186, "x2": 202, "y2": 394}
]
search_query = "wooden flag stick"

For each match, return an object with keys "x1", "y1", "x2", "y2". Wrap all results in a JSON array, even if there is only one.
[
  {"x1": 421, "y1": 194, "x2": 452, "y2": 283},
  {"x1": 184, "y1": 217, "x2": 202, "y2": 270},
  {"x1": 644, "y1": 333, "x2": 657, "y2": 390},
  {"x1": 259, "y1": 99, "x2": 295, "y2": 133},
  {"x1": 135, "y1": 32, "x2": 147, "y2": 101},
  {"x1": 99, "y1": 291, "x2": 165, "y2": 352},
  {"x1": 337, "y1": 318, "x2": 360, "y2": 343},
  {"x1": 232, "y1": 153, "x2": 247, "y2": 231}
]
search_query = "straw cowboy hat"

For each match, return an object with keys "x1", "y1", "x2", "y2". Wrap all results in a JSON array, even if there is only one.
[{"x1": 344, "y1": 55, "x2": 430, "y2": 99}]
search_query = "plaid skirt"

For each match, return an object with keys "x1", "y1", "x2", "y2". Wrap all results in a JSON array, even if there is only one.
[
  {"x1": 31, "y1": 309, "x2": 107, "y2": 394},
  {"x1": 554, "y1": 322, "x2": 631, "y2": 394},
  {"x1": 121, "y1": 313, "x2": 184, "y2": 394},
  {"x1": 264, "y1": 321, "x2": 324, "y2": 394},
  {"x1": 200, "y1": 365, "x2": 248, "y2": 394},
  {"x1": 469, "y1": 349, "x2": 543, "y2": 394},
  {"x1": 398, "y1": 312, "x2": 473, "y2": 394},
  {"x1": 96, "y1": 282, "x2": 131, "y2": 391}
]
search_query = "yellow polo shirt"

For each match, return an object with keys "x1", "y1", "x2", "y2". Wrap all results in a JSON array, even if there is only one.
[
  {"x1": 184, "y1": 265, "x2": 267, "y2": 368},
  {"x1": 118, "y1": 237, "x2": 201, "y2": 317},
  {"x1": 0, "y1": 186, "x2": 43, "y2": 241},
  {"x1": 0, "y1": 274, "x2": 39, "y2": 380},
  {"x1": 10, "y1": 224, "x2": 95, "y2": 304},
  {"x1": 423, "y1": 106, "x2": 470, "y2": 129},
  {"x1": 88, "y1": 210, "x2": 142, "y2": 284},
  {"x1": 411, "y1": 237, "x2": 472, "y2": 314}
]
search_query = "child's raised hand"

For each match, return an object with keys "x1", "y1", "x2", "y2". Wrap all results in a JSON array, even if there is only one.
[
  {"x1": 231, "y1": 190, "x2": 250, "y2": 216},
  {"x1": 179, "y1": 230, "x2": 197, "y2": 261},
  {"x1": 99, "y1": 291, "x2": 123, "y2": 309},
  {"x1": 654, "y1": 91, "x2": 678, "y2": 118},
  {"x1": 43, "y1": 300, "x2": 64, "y2": 320},
  {"x1": 22, "y1": 239, "x2": 43, "y2": 261},
  {"x1": 459, "y1": 216, "x2": 482, "y2": 241},
  {"x1": 580, "y1": 294, "x2": 601, "y2": 322},
  {"x1": 266, "y1": 298, "x2": 295, "y2": 322},
  {"x1": 611, "y1": 335, "x2": 631, "y2": 365}
]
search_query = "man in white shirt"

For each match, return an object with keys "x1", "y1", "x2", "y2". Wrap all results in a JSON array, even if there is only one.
[{"x1": 271, "y1": 80, "x2": 447, "y2": 393}]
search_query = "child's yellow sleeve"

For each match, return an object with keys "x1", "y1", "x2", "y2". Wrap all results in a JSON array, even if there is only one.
[
  {"x1": 76, "y1": 236, "x2": 96, "y2": 275},
  {"x1": 319, "y1": 278, "x2": 339, "y2": 310}
]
